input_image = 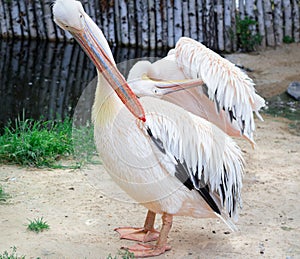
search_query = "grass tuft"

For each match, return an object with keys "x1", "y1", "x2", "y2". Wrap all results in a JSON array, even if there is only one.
[
  {"x1": 0, "y1": 185, "x2": 10, "y2": 203},
  {"x1": 27, "y1": 217, "x2": 49, "y2": 233},
  {"x1": 106, "y1": 250, "x2": 135, "y2": 259},
  {"x1": 0, "y1": 118, "x2": 73, "y2": 167},
  {"x1": 0, "y1": 246, "x2": 25, "y2": 259},
  {"x1": 0, "y1": 117, "x2": 98, "y2": 168}
]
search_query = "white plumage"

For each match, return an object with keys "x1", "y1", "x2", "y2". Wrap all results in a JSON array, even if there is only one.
[{"x1": 53, "y1": 0, "x2": 264, "y2": 257}]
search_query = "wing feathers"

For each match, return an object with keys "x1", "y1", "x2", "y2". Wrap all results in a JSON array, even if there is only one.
[
  {"x1": 141, "y1": 98, "x2": 244, "y2": 220},
  {"x1": 175, "y1": 37, "x2": 265, "y2": 143}
]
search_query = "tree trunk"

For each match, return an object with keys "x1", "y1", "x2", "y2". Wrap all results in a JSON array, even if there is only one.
[
  {"x1": 173, "y1": 0, "x2": 182, "y2": 44},
  {"x1": 203, "y1": 0, "x2": 216, "y2": 48},
  {"x1": 2, "y1": 0, "x2": 13, "y2": 38},
  {"x1": 107, "y1": 2, "x2": 116, "y2": 46},
  {"x1": 167, "y1": 0, "x2": 174, "y2": 47},
  {"x1": 245, "y1": 0, "x2": 256, "y2": 34},
  {"x1": 34, "y1": 0, "x2": 47, "y2": 40},
  {"x1": 114, "y1": 0, "x2": 121, "y2": 45},
  {"x1": 282, "y1": 0, "x2": 292, "y2": 39},
  {"x1": 155, "y1": 0, "x2": 163, "y2": 49},
  {"x1": 263, "y1": 0, "x2": 275, "y2": 46},
  {"x1": 43, "y1": 0, "x2": 56, "y2": 40},
  {"x1": 189, "y1": 0, "x2": 197, "y2": 40},
  {"x1": 119, "y1": 0, "x2": 129, "y2": 46},
  {"x1": 274, "y1": 0, "x2": 283, "y2": 45},
  {"x1": 11, "y1": 0, "x2": 22, "y2": 39},
  {"x1": 25, "y1": 1, "x2": 37, "y2": 39},
  {"x1": 239, "y1": 0, "x2": 245, "y2": 20},
  {"x1": 161, "y1": 0, "x2": 168, "y2": 47},
  {"x1": 141, "y1": 0, "x2": 149, "y2": 48},
  {"x1": 256, "y1": 0, "x2": 266, "y2": 48},
  {"x1": 182, "y1": 0, "x2": 189, "y2": 37},
  {"x1": 136, "y1": 0, "x2": 149, "y2": 48},
  {"x1": 128, "y1": 0, "x2": 137, "y2": 46},
  {"x1": 292, "y1": 0, "x2": 300, "y2": 42},
  {"x1": 148, "y1": 0, "x2": 156, "y2": 49},
  {"x1": 101, "y1": 7, "x2": 109, "y2": 43},
  {"x1": 231, "y1": 0, "x2": 237, "y2": 51},
  {"x1": 196, "y1": 0, "x2": 204, "y2": 42},
  {"x1": 0, "y1": 1, "x2": 7, "y2": 37},
  {"x1": 217, "y1": 0, "x2": 225, "y2": 51}
]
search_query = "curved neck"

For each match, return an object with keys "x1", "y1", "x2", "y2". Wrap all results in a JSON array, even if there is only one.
[{"x1": 92, "y1": 70, "x2": 123, "y2": 126}]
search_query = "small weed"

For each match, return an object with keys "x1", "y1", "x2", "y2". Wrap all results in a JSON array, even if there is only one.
[
  {"x1": 283, "y1": 35, "x2": 294, "y2": 44},
  {"x1": 107, "y1": 250, "x2": 135, "y2": 259},
  {"x1": 0, "y1": 185, "x2": 10, "y2": 203},
  {"x1": 236, "y1": 15, "x2": 262, "y2": 52},
  {"x1": 27, "y1": 217, "x2": 49, "y2": 233},
  {"x1": 0, "y1": 246, "x2": 25, "y2": 259}
]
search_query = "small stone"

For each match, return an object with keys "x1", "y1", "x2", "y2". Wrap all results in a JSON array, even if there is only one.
[{"x1": 287, "y1": 81, "x2": 300, "y2": 100}]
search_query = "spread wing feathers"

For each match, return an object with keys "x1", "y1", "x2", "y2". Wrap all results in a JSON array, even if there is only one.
[
  {"x1": 140, "y1": 98, "x2": 244, "y2": 220},
  {"x1": 175, "y1": 37, "x2": 265, "y2": 143}
]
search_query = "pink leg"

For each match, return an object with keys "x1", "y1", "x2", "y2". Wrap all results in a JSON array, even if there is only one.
[
  {"x1": 122, "y1": 213, "x2": 173, "y2": 258},
  {"x1": 115, "y1": 210, "x2": 159, "y2": 242}
]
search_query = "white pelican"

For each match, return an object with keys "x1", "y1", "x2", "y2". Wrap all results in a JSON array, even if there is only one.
[{"x1": 53, "y1": 0, "x2": 263, "y2": 257}]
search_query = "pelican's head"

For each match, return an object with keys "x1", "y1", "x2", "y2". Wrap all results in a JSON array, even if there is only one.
[
  {"x1": 52, "y1": 0, "x2": 145, "y2": 122},
  {"x1": 53, "y1": 0, "x2": 85, "y2": 33}
]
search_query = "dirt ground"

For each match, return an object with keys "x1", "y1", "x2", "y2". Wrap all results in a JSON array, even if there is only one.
[{"x1": 0, "y1": 43, "x2": 300, "y2": 259}]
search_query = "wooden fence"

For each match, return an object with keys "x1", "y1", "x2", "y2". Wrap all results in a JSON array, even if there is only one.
[{"x1": 0, "y1": 0, "x2": 299, "y2": 51}]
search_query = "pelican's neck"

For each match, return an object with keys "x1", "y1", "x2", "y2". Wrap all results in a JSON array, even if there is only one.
[
  {"x1": 88, "y1": 21, "x2": 123, "y2": 126},
  {"x1": 92, "y1": 70, "x2": 123, "y2": 127}
]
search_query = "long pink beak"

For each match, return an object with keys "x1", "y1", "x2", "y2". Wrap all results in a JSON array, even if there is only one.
[{"x1": 71, "y1": 22, "x2": 146, "y2": 122}]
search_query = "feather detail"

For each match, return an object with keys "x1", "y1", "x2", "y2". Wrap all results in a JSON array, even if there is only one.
[
  {"x1": 139, "y1": 97, "x2": 244, "y2": 220},
  {"x1": 175, "y1": 37, "x2": 265, "y2": 143}
]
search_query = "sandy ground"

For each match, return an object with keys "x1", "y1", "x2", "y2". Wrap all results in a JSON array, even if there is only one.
[{"x1": 0, "y1": 43, "x2": 300, "y2": 259}]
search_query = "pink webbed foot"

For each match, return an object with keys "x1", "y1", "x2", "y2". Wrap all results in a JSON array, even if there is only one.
[
  {"x1": 121, "y1": 243, "x2": 171, "y2": 258},
  {"x1": 115, "y1": 227, "x2": 160, "y2": 242}
]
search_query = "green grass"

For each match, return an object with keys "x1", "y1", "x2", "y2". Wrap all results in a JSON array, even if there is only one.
[
  {"x1": 106, "y1": 250, "x2": 135, "y2": 259},
  {"x1": 0, "y1": 185, "x2": 10, "y2": 203},
  {"x1": 0, "y1": 246, "x2": 25, "y2": 259},
  {"x1": 0, "y1": 117, "x2": 98, "y2": 168},
  {"x1": 27, "y1": 217, "x2": 49, "y2": 233}
]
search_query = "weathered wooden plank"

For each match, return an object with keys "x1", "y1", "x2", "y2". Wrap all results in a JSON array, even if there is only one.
[
  {"x1": 182, "y1": 0, "x2": 190, "y2": 37},
  {"x1": 155, "y1": 0, "x2": 163, "y2": 49},
  {"x1": 217, "y1": 0, "x2": 225, "y2": 51},
  {"x1": 188, "y1": 0, "x2": 197, "y2": 40},
  {"x1": 196, "y1": 0, "x2": 204, "y2": 42},
  {"x1": 274, "y1": 0, "x2": 283, "y2": 45},
  {"x1": 263, "y1": 0, "x2": 276, "y2": 46},
  {"x1": 148, "y1": 0, "x2": 156, "y2": 49},
  {"x1": 167, "y1": 0, "x2": 175, "y2": 47},
  {"x1": 119, "y1": 0, "x2": 129, "y2": 46},
  {"x1": 256, "y1": 0, "x2": 266, "y2": 48},
  {"x1": 283, "y1": 0, "x2": 292, "y2": 39},
  {"x1": 174, "y1": 0, "x2": 183, "y2": 43},
  {"x1": 292, "y1": 0, "x2": 300, "y2": 42}
]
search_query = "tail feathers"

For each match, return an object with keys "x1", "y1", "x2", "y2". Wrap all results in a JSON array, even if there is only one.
[{"x1": 216, "y1": 212, "x2": 239, "y2": 232}]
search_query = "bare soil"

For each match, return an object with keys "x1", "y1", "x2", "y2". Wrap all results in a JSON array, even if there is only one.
[{"x1": 0, "y1": 43, "x2": 299, "y2": 259}]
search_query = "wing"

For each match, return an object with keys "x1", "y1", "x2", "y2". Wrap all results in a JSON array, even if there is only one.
[
  {"x1": 175, "y1": 37, "x2": 265, "y2": 143},
  {"x1": 139, "y1": 97, "x2": 244, "y2": 223},
  {"x1": 128, "y1": 59, "x2": 252, "y2": 144}
]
